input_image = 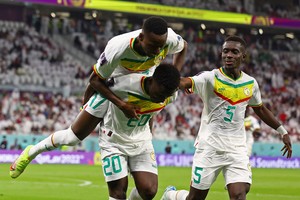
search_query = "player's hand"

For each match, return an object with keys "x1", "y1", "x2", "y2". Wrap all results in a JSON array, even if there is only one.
[
  {"x1": 281, "y1": 134, "x2": 292, "y2": 158},
  {"x1": 119, "y1": 102, "x2": 140, "y2": 119}
]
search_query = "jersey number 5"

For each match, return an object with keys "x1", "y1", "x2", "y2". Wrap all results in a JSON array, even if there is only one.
[{"x1": 224, "y1": 105, "x2": 236, "y2": 122}]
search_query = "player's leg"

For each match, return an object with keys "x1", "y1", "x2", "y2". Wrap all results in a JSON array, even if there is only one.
[
  {"x1": 9, "y1": 110, "x2": 102, "y2": 178},
  {"x1": 32, "y1": 93, "x2": 108, "y2": 155},
  {"x1": 107, "y1": 177, "x2": 128, "y2": 199},
  {"x1": 186, "y1": 186, "x2": 209, "y2": 200},
  {"x1": 130, "y1": 172, "x2": 157, "y2": 200},
  {"x1": 10, "y1": 94, "x2": 107, "y2": 178},
  {"x1": 227, "y1": 183, "x2": 250, "y2": 200},
  {"x1": 162, "y1": 149, "x2": 221, "y2": 200},
  {"x1": 128, "y1": 142, "x2": 158, "y2": 200},
  {"x1": 223, "y1": 152, "x2": 252, "y2": 200},
  {"x1": 101, "y1": 148, "x2": 129, "y2": 199},
  {"x1": 29, "y1": 110, "x2": 102, "y2": 157}
]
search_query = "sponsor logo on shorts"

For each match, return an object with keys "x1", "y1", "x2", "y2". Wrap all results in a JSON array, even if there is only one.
[
  {"x1": 247, "y1": 163, "x2": 252, "y2": 171},
  {"x1": 150, "y1": 152, "x2": 156, "y2": 161}
]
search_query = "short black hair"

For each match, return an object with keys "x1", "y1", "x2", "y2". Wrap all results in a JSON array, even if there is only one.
[
  {"x1": 143, "y1": 16, "x2": 168, "y2": 35},
  {"x1": 225, "y1": 35, "x2": 247, "y2": 48},
  {"x1": 153, "y1": 63, "x2": 180, "y2": 94}
]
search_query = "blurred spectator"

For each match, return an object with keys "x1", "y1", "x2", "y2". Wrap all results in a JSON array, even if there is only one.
[
  {"x1": 165, "y1": 142, "x2": 172, "y2": 154},
  {"x1": 0, "y1": 18, "x2": 300, "y2": 144},
  {"x1": 0, "y1": 135, "x2": 8, "y2": 149},
  {"x1": 10, "y1": 138, "x2": 21, "y2": 150}
]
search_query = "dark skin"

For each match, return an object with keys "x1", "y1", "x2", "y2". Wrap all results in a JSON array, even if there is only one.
[
  {"x1": 106, "y1": 76, "x2": 176, "y2": 200},
  {"x1": 179, "y1": 40, "x2": 292, "y2": 200},
  {"x1": 89, "y1": 30, "x2": 187, "y2": 119}
]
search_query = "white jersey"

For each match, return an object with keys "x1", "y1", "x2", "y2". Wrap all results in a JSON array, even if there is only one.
[
  {"x1": 244, "y1": 115, "x2": 260, "y2": 145},
  {"x1": 93, "y1": 28, "x2": 184, "y2": 78},
  {"x1": 99, "y1": 73, "x2": 176, "y2": 156},
  {"x1": 190, "y1": 67, "x2": 262, "y2": 153}
]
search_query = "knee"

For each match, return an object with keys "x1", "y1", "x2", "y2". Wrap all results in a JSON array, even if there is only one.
[
  {"x1": 229, "y1": 191, "x2": 247, "y2": 200},
  {"x1": 108, "y1": 185, "x2": 127, "y2": 199},
  {"x1": 230, "y1": 189, "x2": 249, "y2": 200},
  {"x1": 138, "y1": 183, "x2": 158, "y2": 200},
  {"x1": 229, "y1": 183, "x2": 250, "y2": 200}
]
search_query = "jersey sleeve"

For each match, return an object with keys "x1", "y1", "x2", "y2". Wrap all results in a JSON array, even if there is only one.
[
  {"x1": 166, "y1": 28, "x2": 184, "y2": 54},
  {"x1": 94, "y1": 38, "x2": 123, "y2": 79},
  {"x1": 248, "y1": 79, "x2": 263, "y2": 107},
  {"x1": 190, "y1": 71, "x2": 210, "y2": 96}
]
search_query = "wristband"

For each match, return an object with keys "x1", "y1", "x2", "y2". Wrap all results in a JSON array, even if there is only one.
[{"x1": 276, "y1": 125, "x2": 288, "y2": 136}]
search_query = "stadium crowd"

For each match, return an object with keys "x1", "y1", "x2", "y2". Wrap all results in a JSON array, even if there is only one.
[{"x1": 0, "y1": 15, "x2": 300, "y2": 144}]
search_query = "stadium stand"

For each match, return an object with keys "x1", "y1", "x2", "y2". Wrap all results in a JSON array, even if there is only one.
[{"x1": 0, "y1": 1, "x2": 299, "y2": 154}]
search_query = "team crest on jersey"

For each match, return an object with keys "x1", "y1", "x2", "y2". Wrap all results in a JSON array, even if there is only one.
[{"x1": 244, "y1": 87, "x2": 251, "y2": 96}]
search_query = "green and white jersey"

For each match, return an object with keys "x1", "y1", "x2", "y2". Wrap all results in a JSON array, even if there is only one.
[
  {"x1": 93, "y1": 28, "x2": 184, "y2": 79},
  {"x1": 189, "y1": 67, "x2": 262, "y2": 153},
  {"x1": 99, "y1": 73, "x2": 176, "y2": 156}
]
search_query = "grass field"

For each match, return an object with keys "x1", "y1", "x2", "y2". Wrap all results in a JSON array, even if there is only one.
[{"x1": 0, "y1": 164, "x2": 300, "y2": 200}]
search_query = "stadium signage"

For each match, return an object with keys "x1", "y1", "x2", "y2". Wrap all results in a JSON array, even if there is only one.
[
  {"x1": 16, "y1": 0, "x2": 252, "y2": 25},
  {"x1": 1, "y1": 151, "x2": 300, "y2": 168},
  {"x1": 16, "y1": 0, "x2": 300, "y2": 29}
]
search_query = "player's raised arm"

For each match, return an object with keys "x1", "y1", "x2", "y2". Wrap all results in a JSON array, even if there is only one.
[
  {"x1": 173, "y1": 40, "x2": 188, "y2": 72},
  {"x1": 252, "y1": 105, "x2": 292, "y2": 158},
  {"x1": 179, "y1": 77, "x2": 193, "y2": 90}
]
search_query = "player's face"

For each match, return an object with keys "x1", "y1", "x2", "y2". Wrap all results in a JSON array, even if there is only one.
[
  {"x1": 221, "y1": 41, "x2": 245, "y2": 69},
  {"x1": 148, "y1": 80, "x2": 174, "y2": 103},
  {"x1": 140, "y1": 32, "x2": 167, "y2": 57}
]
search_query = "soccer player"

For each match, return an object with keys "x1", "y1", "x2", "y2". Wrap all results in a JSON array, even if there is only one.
[
  {"x1": 161, "y1": 35, "x2": 292, "y2": 200},
  {"x1": 88, "y1": 16, "x2": 186, "y2": 118},
  {"x1": 9, "y1": 16, "x2": 186, "y2": 177},
  {"x1": 99, "y1": 64, "x2": 180, "y2": 200},
  {"x1": 10, "y1": 63, "x2": 180, "y2": 200},
  {"x1": 244, "y1": 108, "x2": 261, "y2": 156}
]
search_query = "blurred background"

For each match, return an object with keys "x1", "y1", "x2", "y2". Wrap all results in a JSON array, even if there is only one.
[{"x1": 0, "y1": 0, "x2": 300, "y2": 166}]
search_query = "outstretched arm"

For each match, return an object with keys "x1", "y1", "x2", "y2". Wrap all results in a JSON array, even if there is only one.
[
  {"x1": 89, "y1": 72, "x2": 139, "y2": 119},
  {"x1": 173, "y1": 40, "x2": 188, "y2": 72},
  {"x1": 179, "y1": 77, "x2": 193, "y2": 90},
  {"x1": 252, "y1": 105, "x2": 292, "y2": 158}
]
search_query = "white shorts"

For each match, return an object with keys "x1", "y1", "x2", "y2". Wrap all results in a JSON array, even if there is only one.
[
  {"x1": 246, "y1": 141, "x2": 253, "y2": 157},
  {"x1": 83, "y1": 93, "x2": 108, "y2": 118},
  {"x1": 191, "y1": 149, "x2": 252, "y2": 190},
  {"x1": 100, "y1": 144, "x2": 158, "y2": 182}
]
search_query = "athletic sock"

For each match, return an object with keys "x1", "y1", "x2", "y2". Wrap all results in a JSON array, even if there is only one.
[
  {"x1": 166, "y1": 190, "x2": 189, "y2": 200},
  {"x1": 28, "y1": 127, "x2": 81, "y2": 159},
  {"x1": 128, "y1": 187, "x2": 142, "y2": 200}
]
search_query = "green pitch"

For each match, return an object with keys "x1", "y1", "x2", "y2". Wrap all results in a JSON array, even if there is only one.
[{"x1": 0, "y1": 164, "x2": 300, "y2": 200}]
